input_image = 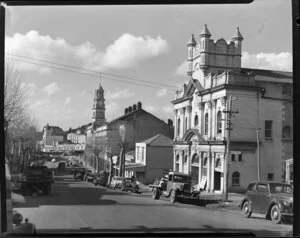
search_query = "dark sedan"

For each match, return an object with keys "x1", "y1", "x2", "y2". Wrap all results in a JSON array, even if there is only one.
[
  {"x1": 121, "y1": 178, "x2": 140, "y2": 193},
  {"x1": 240, "y1": 181, "x2": 293, "y2": 224}
]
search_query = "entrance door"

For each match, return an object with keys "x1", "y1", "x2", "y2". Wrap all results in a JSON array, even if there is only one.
[
  {"x1": 191, "y1": 166, "x2": 199, "y2": 186},
  {"x1": 214, "y1": 171, "x2": 221, "y2": 191}
]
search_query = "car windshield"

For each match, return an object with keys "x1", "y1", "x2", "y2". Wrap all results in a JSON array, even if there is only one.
[
  {"x1": 173, "y1": 175, "x2": 191, "y2": 183},
  {"x1": 269, "y1": 184, "x2": 293, "y2": 194}
]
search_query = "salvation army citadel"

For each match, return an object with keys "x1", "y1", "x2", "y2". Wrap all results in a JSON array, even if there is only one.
[{"x1": 172, "y1": 25, "x2": 293, "y2": 193}]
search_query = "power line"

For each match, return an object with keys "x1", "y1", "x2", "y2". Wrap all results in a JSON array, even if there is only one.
[
  {"x1": 7, "y1": 56, "x2": 178, "y2": 91},
  {"x1": 7, "y1": 53, "x2": 179, "y2": 90}
]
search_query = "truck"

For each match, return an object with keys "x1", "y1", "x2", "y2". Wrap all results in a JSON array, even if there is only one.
[
  {"x1": 149, "y1": 171, "x2": 201, "y2": 203},
  {"x1": 21, "y1": 166, "x2": 54, "y2": 196}
]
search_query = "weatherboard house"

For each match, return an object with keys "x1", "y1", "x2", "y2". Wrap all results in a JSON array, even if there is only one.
[{"x1": 172, "y1": 25, "x2": 293, "y2": 193}]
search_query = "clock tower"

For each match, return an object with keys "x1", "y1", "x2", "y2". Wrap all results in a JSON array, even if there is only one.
[{"x1": 92, "y1": 83, "x2": 106, "y2": 128}]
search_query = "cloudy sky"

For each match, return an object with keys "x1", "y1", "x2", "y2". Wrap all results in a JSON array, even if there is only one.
[{"x1": 4, "y1": 0, "x2": 292, "y2": 131}]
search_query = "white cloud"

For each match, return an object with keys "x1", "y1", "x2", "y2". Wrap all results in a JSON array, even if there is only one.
[
  {"x1": 102, "y1": 33, "x2": 169, "y2": 69},
  {"x1": 30, "y1": 99, "x2": 51, "y2": 110},
  {"x1": 65, "y1": 96, "x2": 71, "y2": 104},
  {"x1": 175, "y1": 61, "x2": 188, "y2": 76},
  {"x1": 5, "y1": 31, "x2": 169, "y2": 74},
  {"x1": 42, "y1": 82, "x2": 60, "y2": 96},
  {"x1": 106, "y1": 88, "x2": 135, "y2": 100},
  {"x1": 156, "y1": 88, "x2": 168, "y2": 97},
  {"x1": 242, "y1": 51, "x2": 292, "y2": 72}
]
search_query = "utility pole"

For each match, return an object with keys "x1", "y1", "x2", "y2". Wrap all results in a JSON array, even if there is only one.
[
  {"x1": 256, "y1": 128, "x2": 261, "y2": 181},
  {"x1": 223, "y1": 95, "x2": 238, "y2": 201}
]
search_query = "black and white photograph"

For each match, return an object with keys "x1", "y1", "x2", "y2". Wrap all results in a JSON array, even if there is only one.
[{"x1": 1, "y1": 0, "x2": 296, "y2": 236}]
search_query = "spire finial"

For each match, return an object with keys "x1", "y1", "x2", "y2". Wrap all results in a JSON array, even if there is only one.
[
  {"x1": 232, "y1": 26, "x2": 243, "y2": 41},
  {"x1": 200, "y1": 24, "x2": 211, "y2": 38}
]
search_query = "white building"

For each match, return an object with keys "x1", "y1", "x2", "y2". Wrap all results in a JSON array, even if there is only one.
[{"x1": 172, "y1": 25, "x2": 293, "y2": 193}]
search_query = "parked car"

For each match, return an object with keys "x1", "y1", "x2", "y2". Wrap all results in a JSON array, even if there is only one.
[
  {"x1": 93, "y1": 172, "x2": 109, "y2": 187},
  {"x1": 121, "y1": 177, "x2": 140, "y2": 193},
  {"x1": 110, "y1": 176, "x2": 123, "y2": 189},
  {"x1": 240, "y1": 181, "x2": 293, "y2": 224},
  {"x1": 84, "y1": 170, "x2": 95, "y2": 183},
  {"x1": 73, "y1": 167, "x2": 86, "y2": 181}
]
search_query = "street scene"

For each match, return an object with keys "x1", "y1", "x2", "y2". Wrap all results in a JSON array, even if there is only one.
[{"x1": 2, "y1": 0, "x2": 294, "y2": 237}]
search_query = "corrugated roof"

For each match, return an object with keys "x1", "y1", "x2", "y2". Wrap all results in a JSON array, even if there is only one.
[
  {"x1": 241, "y1": 68, "x2": 292, "y2": 79},
  {"x1": 139, "y1": 133, "x2": 173, "y2": 146}
]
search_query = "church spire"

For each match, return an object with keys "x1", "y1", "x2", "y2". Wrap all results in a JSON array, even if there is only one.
[
  {"x1": 232, "y1": 27, "x2": 244, "y2": 41},
  {"x1": 199, "y1": 24, "x2": 211, "y2": 38}
]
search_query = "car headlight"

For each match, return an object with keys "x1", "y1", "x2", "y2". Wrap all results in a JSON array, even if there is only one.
[{"x1": 283, "y1": 201, "x2": 290, "y2": 207}]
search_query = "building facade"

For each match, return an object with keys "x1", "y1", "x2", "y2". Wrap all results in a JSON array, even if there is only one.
[
  {"x1": 172, "y1": 25, "x2": 293, "y2": 193},
  {"x1": 42, "y1": 124, "x2": 65, "y2": 149}
]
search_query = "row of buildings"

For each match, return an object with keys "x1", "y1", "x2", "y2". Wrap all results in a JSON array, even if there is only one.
[{"x1": 39, "y1": 25, "x2": 293, "y2": 192}]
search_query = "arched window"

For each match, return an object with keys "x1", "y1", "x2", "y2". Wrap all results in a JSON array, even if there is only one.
[
  {"x1": 215, "y1": 158, "x2": 221, "y2": 168},
  {"x1": 176, "y1": 154, "x2": 180, "y2": 162},
  {"x1": 185, "y1": 117, "x2": 188, "y2": 132},
  {"x1": 177, "y1": 118, "x2": 181, "y2": 136},
  {"x1": 203, "y1": 157, "x2": 208, "y2": 167},
  {"x1": 217, "y1": 111, "x2": 222, "y2": 134},
  {"x1": 204, "y1": 113, "x2": 208, "y2": 135},
  {"x1": 194, "y1": 115, "x2": 199, "y2": 127},
  {"x1": 184, "y1": 155, "x2": 188, "y2": 164},
  {"x1": 191, "y1": 154, "x2": 199, "y2": 164},
  {"x1": 232, "y1": 171, "x2": 240, "y2": 186},
  {"x1": 282, "y1": 126, "x2": 291, "y2": 139},
  {"x1": 175, "y1": 154, "x2": 180, "y2": 172}
]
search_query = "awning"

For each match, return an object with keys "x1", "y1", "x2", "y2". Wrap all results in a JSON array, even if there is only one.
[{"x1": 125, "y1": 163, "x2": 146, "y2": 172}]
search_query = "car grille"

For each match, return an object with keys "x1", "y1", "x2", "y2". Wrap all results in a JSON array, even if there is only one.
[{"x1": 183, "y1": 184, "x2": 190, "y2": 192}]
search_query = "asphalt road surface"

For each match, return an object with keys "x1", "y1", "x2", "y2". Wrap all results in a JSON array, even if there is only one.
[{"x1": 14, "y1": 174, "x2": 292, "y2": 236}]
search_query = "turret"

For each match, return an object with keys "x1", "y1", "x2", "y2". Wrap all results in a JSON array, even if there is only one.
[
  {"x1": 199, "y1": 24, "x2": 211, "y2": 70},
  {"x1": 187, "y1": 34, "x2": 196, "y2": 76},
  {"x1": 231, "y1": 27, "x2": 243, "y2": 67}
]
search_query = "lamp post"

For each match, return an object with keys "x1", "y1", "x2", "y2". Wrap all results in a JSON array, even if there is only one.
[{"x1": 119, "y1": 123, "x2": 126, "y2": 178}]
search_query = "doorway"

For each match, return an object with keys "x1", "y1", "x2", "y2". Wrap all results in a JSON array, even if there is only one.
[{"x1": 214, "y1": 171, "x2": 221, "y2": 191}]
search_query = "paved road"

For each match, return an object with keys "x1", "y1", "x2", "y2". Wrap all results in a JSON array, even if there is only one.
[{"x1": 14, "y1": 175, "x2": 292, "y2": 236}]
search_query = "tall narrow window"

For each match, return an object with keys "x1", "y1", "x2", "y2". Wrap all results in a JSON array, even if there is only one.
[
  {"x1": 185, "y1": 117, "x2": 188, "y2": 132},
  {"x1": 204, "y1": 113, "x2": 208, "y2": 135},
  {"x1": 177, "y1": 118, "x2": 181, "y2": 137},
  {"x1": 194, "y1": 115, "x2": 199, "y2": 127},
  {"x1": 265, "y1": 120, "x2": 273, "y2": 139},
  {"x1": 232, "y1": 171, "x2": 240, "y2": 186},
  {"x1": 217, "y1": 111, "x2": 222, "y2": 134}
]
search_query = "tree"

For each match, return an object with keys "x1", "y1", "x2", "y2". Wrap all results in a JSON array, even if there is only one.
[{"x1": 4, "y1": 61, "x2": 27, "y2": 140}]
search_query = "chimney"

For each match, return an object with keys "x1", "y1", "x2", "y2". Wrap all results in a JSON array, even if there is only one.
[
  {"x1": 137, "y1": 101, "x2": 142, "y2": 109},
  {"x1": 168, "y1": 119, "x2": 173, "y2": 127},
  {"x1": 128, "y1": 106, "x2": 133, "y2": 113},
  {"x1": 124, "y1": 108, "x2": 128, "y2": 114},
  {"x1": 133, "y1": 104, "x2": 137, "y2": 111}
]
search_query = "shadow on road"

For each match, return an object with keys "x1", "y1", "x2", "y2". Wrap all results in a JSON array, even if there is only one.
[{"x1": 33, "y1": 224, "x2": 292, "y2": 237}]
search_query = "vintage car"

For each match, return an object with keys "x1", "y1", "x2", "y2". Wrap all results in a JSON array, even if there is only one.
[
  {"x1": 149, "y1": 171, "x2": 201, "y2": 203},
  {"x1": 121, "y1": 177, "x2": 140, "y2": 193},
  {"x1": 240, "y1": 181, "x2": 293, "y2": 224},
  {"x1": 93, "y1": 172, "x2": 109, "y2": 187},
  {"x1": 73, "y1": 167, "x2": 86, "y2": 181},
  {"x1": 110, "y1": 176, "x2": 123, "y2": 189},
  {"x1": 84, "y1": 170, "x2": 94, "y2": 183}
]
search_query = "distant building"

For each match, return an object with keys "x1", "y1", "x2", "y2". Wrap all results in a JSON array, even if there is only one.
[
  {"x1": 125, "y1": 133, "x2": 173, "y2": 184},
  {"x1": 42, "y1": 124, "x2": 65, "y2": 151},
  {"x1": 172, "y1": 25, "x2": 293, "y2": 193}
]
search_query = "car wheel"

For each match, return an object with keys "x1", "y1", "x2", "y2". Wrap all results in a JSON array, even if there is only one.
[
  {"x1": 242, "y1": 201, "x2": 252, "y2": 218},
  {"x1": 170, "y1": 190, "x2": 177, "y2": 203},
  {"x1": 270, "y1": 205, "x2": 282, "y2": 224}
]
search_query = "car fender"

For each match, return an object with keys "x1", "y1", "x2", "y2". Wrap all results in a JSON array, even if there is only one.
[
  {"x1": 266, "y1": 200, "x2": 279, "y2": 218},
  {"x1": 240, "y1": 198, "x2": 251, "y2": 209}
]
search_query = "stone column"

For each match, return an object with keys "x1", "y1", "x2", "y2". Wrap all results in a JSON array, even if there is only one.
[
  {"x1": 221, "y1": 96, "x2": 227, "y2": 140},
  {"x1": 174, "y1": 109, "x2": 178, "y2": 139},
  {"x1": 211, "y1": 152, "x2": 215, "y2": 192},
  {"x1": 187, "y1": 105, "x2": 192, "y2": 130},
  {"x1": 198, "y1": 152, "x2": 202, "y2": 188},
  {"x1": 207, "y1": 101, "x2": 212, "y2": 140},
  {"x1": 207, "y1": 152, "x2": 212, "y2": 192},
  {"x1": 198, "y1": 102, "x2": 205, "y2": 134},
  {"x1": 179, "y1": 108, "x2": 185, "y2": 138},
  {"x1": 211, "y1": 100, "x2": 217, "y2": 139}
]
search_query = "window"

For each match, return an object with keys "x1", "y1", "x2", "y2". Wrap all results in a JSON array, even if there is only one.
[
  {"x1": 265, "y1": 120, "x2": 273, "y2": 139},
  {"x1": 231, "y1": 154, "x2": 235, "y2": 162},
  {"x1": 247, "y1": 183, "x2": 256, "y2": 192},
  {"x1": 185, "y1": 117, "x2": 188, "y2": 131},
  {"x1": 204, "y1": 113, "x2": 208, "y2": 135},
  {"x1": 176, "y1": 154, "x2": 180, "y2": 162},
  {"x1": 267, "y1": 173, "x2": 274, "y2": 181},
  {"x1": 184, "y1": 155, "x2": 187, "y2": 164},
  {"x1": 194, "y1": 115, "x2": 199, "y2": 126},
  {"x1": 177, "y1": 118, "x2": 181, "y2": 136},
  {"x1": 191, "y1": 154, "x2": 199, "y2": 164},
  {"x1": 232, "y1": 171, "x2": 240, "y2": 186},
  {"x1": 257, "y1": 184, "x2": 269, "y2": 193},
  {"x1": 217, "y1": 111, "x2": 222, "y2": 134},
  {"x1": 238, "y1": 154, "x2": 242, "y2": 162},
  {"x1": 141, "y1": 147, "x2": 145, "y2": 162},
  {"x1": 215, "y1": 158, "x2": 221, "y2": 168},
  {"x1": 282, "y1": 126, "x2": 291, "y2": 139}
]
